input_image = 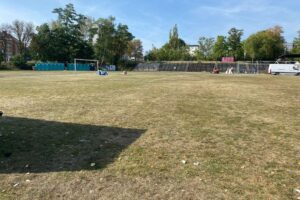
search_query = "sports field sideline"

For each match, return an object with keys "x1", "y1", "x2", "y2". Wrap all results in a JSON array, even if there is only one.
[{"x1": 0, "y1": 71, "x2": 299, "y2": 199}]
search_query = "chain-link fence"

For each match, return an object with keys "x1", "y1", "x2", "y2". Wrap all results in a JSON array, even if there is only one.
[{"x1": 135, "y1": 61, "x2": 273, "y2": 74}]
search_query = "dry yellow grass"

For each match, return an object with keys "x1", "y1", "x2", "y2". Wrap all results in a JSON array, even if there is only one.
[{"x1": 0, "y1": 71, "x2": 299, "y2": 199}]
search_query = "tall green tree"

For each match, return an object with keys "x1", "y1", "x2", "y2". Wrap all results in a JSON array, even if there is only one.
[
  {"x1": 113, "y1": 24, "x2": 134, "y2": 63},
  {"x1": 94, "y1": 16, "x2": 134, "y2": 65},
  {"x1": 30, "y1": 24, "x2": 53, "y2": 61},
  {"x1": 52, "y1": 4, "x2": 86, "y2": 31},
  {"x1": 213, "y1": 36, "x2": 227, "y2": 60},
  {"x1": 196, "y1": 37, "x2": 215, "y2": 60},
  {"x1": 167, "y1": 24, "x2": 186, "y2": 49},
  {"x1": 227, "y1": 28, "x2": 244, "y2": 60},
  {"x1": 94, "y1": 17, "x2": 115, "y2": 65},
  {"x1": 126, "y1": 39, "x2": 143, "y2": 61},
  {"x1": 146, "y1": 25, "x2": 190, "y2": 61},
  {"x1": 244, "y1": 26, "x2": 285, "y2": 60},
  {"x1": 31, "y1": 4, "x2": 94, "y2": 62},
  {"x1": 52, "y1": 4, "x2": 93, "y2": 61}
]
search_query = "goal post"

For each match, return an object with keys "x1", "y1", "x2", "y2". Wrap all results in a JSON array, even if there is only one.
[{"x1": 74, "y1": 58, "x2": 99, "y2": 71}]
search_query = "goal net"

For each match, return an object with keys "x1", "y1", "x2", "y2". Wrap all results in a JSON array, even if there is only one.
[{"x1": 73, "y1": 58, "x2": 99, "y2": 71}]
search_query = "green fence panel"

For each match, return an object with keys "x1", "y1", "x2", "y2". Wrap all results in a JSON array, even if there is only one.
[{"x1": 35, "y1": 63, "x2": 91, "y2": 71}]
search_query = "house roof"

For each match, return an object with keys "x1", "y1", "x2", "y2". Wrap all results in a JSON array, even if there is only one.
[
  {"x1": 188, "y1": 45, "x2": 199, "y2": 47},
  {"x1": 0, "y1": 31, "x2": 18, "y2": 42}
]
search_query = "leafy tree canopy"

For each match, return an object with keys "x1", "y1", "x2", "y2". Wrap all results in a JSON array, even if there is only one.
[
  {"x1": 244, "y1": 26, "x2": 285, "y2": 60},
  {"x1": 94, "y1": 16, "x2": 134, "y2": 65},
  {"x1": 146, "y1": 25, "x2": 190, "y2": 61},
  {"x1": 213, "y1": 36, "x2": 228, "y2": 61},
  {"x1": 227, "y1": 28, "x2": 244, "y2": 60},
  {"x1": 196, "y1": 37, "x2": 215, "y2": 60},
  {"x1": 31, "y1": 4, "x2": 94, "y2": 62}
]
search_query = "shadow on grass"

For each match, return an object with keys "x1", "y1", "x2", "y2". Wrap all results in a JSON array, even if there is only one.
[{"x1": 0, "y1": 116, "x2": 146, "y2": 173}]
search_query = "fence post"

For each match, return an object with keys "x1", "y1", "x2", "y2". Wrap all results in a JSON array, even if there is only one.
[{"x1": 237, "y1": 62, "x2": 240, "y2": 74}]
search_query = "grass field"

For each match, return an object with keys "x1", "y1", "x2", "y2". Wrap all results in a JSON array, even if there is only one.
[{"x1": 0, "y1": 71, "x2": 299, "y2": 200}]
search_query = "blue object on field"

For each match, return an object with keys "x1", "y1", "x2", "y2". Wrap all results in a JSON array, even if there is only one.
[{"x1": 97, "y1": 70, "x2": 108, "y2": 76}]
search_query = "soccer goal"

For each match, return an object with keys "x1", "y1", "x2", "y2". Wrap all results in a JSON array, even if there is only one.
[{"x1": 74, "y1": 58, "x2": 99, "y2": 71}]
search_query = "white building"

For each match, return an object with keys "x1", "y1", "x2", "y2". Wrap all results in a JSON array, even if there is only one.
[{"x1": 188, "y1": 45, "x2": 199, "y2": 56}]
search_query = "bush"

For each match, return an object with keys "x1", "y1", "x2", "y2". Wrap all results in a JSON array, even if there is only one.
[
  {"x1": 0, "y1": 62, "x2": 17, "y2": 70},
  {"x1": 0, "y1": 63, "x2": 8, "y2": 70},
  {"x1": 0, "y1": 52, "x2": 4, "y2": 64},
  {"x1": 11, "y1": 55, "x2": 27, "y2": 67},
  {"x1": 9, "y1": 55, "x2": 35, "y2": 70}
]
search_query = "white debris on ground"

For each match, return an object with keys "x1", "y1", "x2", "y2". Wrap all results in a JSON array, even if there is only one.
[
  {"x1": 181, "y1": 160, "x2": 187, "y2": 164},
  {"x1": 13, "y1": 183, "x2": 19, "y2": 187},
  {"x1": 90, "y1": 163, "x2": 96, "y2": 167}
]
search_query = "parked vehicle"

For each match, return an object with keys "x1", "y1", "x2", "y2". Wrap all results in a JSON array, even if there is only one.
[{"x1": 269, "y1": 54, "x2": 300, "y2": 76}]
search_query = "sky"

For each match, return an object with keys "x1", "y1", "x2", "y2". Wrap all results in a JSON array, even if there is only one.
[{"x1": 0, "y1": 0, "x2": 299, "y2": 51}]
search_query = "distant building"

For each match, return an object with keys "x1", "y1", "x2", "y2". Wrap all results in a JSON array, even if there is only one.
[
  {"x1": 188, "y1": 45, "x2": 199, "y2": 56},
  {"x1": 0, "y1": 31, "x2": 19, "y2": 61},
  {"x1": 122, "y1": 54, "x2": 144, "y2": 62}
]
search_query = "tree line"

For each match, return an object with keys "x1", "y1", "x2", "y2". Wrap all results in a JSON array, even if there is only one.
[
  {"x1": 146, "y1": 25, "x2": 300, "y2": 62},
  {"x1": 1, "y1": 3, "x2": 300, "y2": 68},
  {"x1": 0, "y1": 4, "x2": 143, "y2": 69}
]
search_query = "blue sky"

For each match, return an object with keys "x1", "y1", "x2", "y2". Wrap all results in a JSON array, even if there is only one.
[{"x1": 1, "y1": 0, "x2": 299, "y2": 51}]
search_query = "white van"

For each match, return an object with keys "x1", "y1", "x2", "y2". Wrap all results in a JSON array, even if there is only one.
[
  {"x1": 269, "y1": 54, "x2": 300, "y2": 76},
  {"x1": 268, "y1": 63, "x2": 300, "y2": 76}
]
